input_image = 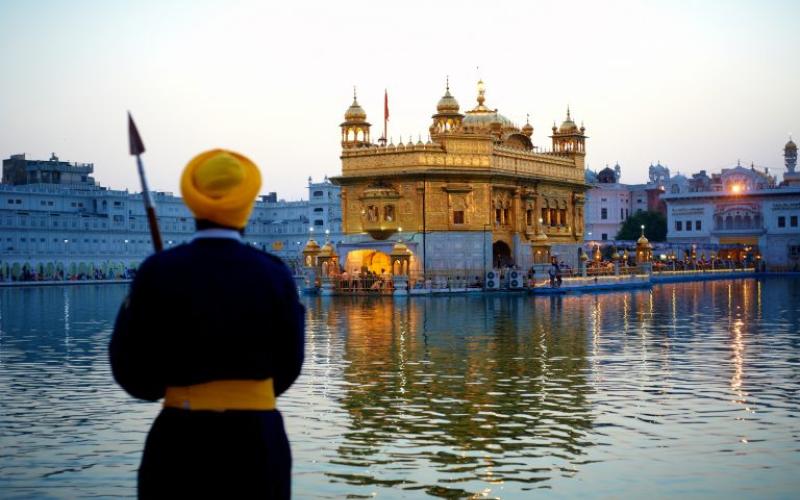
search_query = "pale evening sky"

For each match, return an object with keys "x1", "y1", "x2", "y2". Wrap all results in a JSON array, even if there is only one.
[{"x1": 0, "y1": 0, "x2": 798, "y2": 200}]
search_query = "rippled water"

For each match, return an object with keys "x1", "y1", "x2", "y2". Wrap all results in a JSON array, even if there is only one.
[{"x1": 0, "y1": 278, "x2": 799, "y2": 498}]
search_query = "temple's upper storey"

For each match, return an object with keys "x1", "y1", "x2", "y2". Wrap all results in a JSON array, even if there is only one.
[{"x1": 338, "y1": 80, "x2": 588, "y2": 185}]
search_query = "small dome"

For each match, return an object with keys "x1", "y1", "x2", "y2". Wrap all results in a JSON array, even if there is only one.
[
  {"x1": 390, "y1": 241, "x2": 409, "y2": 257},
  {"x1": 671, "y1": 172, "x2": 688, "y2": 183},
  {"x1": 786, "y1": 138, "x2": 798, "y2": 151},
  {"x1": 344, "y1": 98, "x2": 367, "y2": 122},
  {"x1": 522, "y1": 120, "x2": 533, "y2": 137},
  {"x1": 597, "y1": 166, "x2": 617, "y2": 184},
  {"x1": 559, "y1": 117, "x2": 578, "y2": 133},
  {"x1": 558, "y1": 107, "x2": 578, "y2": 133},
  {"x1": 637, "y1": 233, "x2": 650, "y2": 245},
  {"x1": 303, "y1": 238, "x2": 320, "y2": 253},
  {"x1": 437, "y1": 88, "x2": 460, "y2": 113},
  {"x1": 318, "y1": 241, "x2": 337, "y2": 257}
]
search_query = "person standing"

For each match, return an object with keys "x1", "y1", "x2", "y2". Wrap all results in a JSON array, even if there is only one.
[{"x1": 109, "y1": 149, "x2": 305, "y2": 498}]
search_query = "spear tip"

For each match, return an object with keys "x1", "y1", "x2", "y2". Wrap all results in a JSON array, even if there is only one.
[{"x1": 128, "y1": 111, "x2": 145, "y2": 155}]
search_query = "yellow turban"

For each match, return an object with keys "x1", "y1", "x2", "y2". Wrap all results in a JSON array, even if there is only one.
[{"x1": 180, "y1": 149, "x2": 261, "y2": 229}]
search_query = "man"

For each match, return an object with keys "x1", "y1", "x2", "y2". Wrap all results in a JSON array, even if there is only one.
[{"x1": 109, "y1": 149, "x2": 304, "y2": 498}]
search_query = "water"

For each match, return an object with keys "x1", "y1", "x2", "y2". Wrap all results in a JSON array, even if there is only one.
[{"x1": 0, "y1": 278, "x2": 799, "y2": 498}]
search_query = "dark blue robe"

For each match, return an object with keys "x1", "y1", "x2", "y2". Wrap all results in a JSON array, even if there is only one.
[{"x1": 110, "y1": 237, "x2": 305, "y2": 498}]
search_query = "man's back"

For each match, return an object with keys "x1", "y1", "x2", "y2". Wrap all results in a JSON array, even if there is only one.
[{"x1": 110, "y1": 237, "x2": 304, "y2": 400}]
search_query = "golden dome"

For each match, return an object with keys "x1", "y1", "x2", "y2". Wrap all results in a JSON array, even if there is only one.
[
  {"x1": 522, "y1": 114, "x2": 533, "y2": 137},
  {"x1": 462, "y1": 79, "x2": 517, "y2": 133},
  {"x1": 318, "y1": 241, "x2": 337, "y2": 257},
  {"x1": 303, "y1": 238, "x2": 320, "y2": 253},
  {"x1": 558, "y1": 107, "x2": 578, "y2": 133},
  {"x1": 344, "y1": 98, "x2": 367, "y2": 122},
  {"x1": 437, "y1": 82, "x2": 460, "y2": 113},
  {"x1": 637, "y1": 234, "x2": 649, "y2": 245},
  {"x1": 786, "y1": 138, "x2": 798, "y2": 151},
  {"x1": 390, "y1": 241, "x2": 410, "y2": 257},
  {"x1": 463, "y1": 111, "x2": 515, "y2": 130}
]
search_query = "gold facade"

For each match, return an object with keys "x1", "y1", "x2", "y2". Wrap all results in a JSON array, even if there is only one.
[{"x1": 333, "y1": 81, "x2": 588, "y2": 269}]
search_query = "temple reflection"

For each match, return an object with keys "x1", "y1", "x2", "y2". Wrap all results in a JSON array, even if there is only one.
[{"x1": 313, "y1": 295, "x2": 596, "y2": 490}]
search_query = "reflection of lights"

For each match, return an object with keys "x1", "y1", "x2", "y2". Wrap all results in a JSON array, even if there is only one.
[
  {"x1": 730, "y1": 184, "x2": 743, "y2": 194},
  {"x1": 730, "y1": 319, "x2": 744, "y2": 394}
]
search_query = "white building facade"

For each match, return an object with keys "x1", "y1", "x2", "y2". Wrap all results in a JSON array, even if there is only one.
[
  {"x1": 584, "y1": 162, "x2": 668, "y2": 241},
  {"x1": 0, "y1": 153, "x2": 341, "y2": 278},
  {"x1": 662, "y1": 159, "x2": 800, "y2": 269}
]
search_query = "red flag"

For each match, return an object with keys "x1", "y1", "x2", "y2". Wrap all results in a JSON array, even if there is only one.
[{"x1": 384, "y1": 89, "x2": 389, "y2": 122}]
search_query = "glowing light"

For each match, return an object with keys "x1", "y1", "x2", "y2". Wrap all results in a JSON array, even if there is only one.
[{"x1": 731, "y1": 184, "x2": 742, "y2": 194}]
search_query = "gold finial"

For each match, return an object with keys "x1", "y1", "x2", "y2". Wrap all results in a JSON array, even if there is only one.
[
  {"x1": 446, "y1": 75, "x2": 450, "y2": 92},
  {"x1": 566, "y1": 105, "x2": 571, "y2": 120},
  {"x1": 526, "y1": 113, "x2": 530, "y2": 124},
  {"x1": 477, "y1": 79, "x2": 485, "y2": 106},
  {"x1": 353, "y1": 86, "x2": 357, "y2": 101}
]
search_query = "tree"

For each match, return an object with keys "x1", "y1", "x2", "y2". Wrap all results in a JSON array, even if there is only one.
[{"x1": 615, "y1": 211, "x2": 667, "y2": 242}]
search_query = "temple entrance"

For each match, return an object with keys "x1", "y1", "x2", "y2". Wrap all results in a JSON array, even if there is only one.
[
  {"x1": 492, "y1": 241, "x2": 513, "y2": 268},
  {"x1": 345, "y1": 249, "x2": 392, "y2": 275}
]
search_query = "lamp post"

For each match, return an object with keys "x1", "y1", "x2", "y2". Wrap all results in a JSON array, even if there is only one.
[{"x1": 63, "y1": 239, "x2": 69, "y2": 280}]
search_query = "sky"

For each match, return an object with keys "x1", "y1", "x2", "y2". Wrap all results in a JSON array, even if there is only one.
[{"x1": 0, "y1": 0, "x2": 798, "y2": 200}]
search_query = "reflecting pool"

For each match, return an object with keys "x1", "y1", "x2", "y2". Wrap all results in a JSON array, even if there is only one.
[{"x1": 1, "y1": 278, "x2": 799, "y2": 498}]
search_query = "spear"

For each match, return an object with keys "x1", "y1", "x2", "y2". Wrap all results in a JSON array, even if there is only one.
[{"x1": 128, "y1": 112, "x2": 163, "y2": 252}]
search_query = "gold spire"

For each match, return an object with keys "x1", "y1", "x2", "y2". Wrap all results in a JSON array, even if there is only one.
[
  {"x1": 522, "y1": 113, "x2": 533, "y2": 137},
  {"x1": 344, "y1": 87, "x2": 367, "y2": 122},
  {"x1": 477, "y1": 79, "x2": 486, "y2": 106}
]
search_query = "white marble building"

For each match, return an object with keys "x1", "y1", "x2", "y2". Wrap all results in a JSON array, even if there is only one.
[
  {"x1": 0, "y1": 153, "x2": 341, "y2": 277},
  {"x1": 584, "y1": 163, "x2": 669, "y2": 241},
  {"x1": 662, "y1": 149, "x2": 800, "y2": 269}
]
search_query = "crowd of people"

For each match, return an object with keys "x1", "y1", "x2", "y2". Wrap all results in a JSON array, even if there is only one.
[{"x1": 0, "y1": 265, "x2": 137, "y2": 282}]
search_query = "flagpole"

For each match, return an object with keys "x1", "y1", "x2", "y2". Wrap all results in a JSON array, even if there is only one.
[
  {"x1": 383, "y1": 89, "x2": 389, "y2": 145},
  {"x1": 128, "y1": 112, "x2": 164, "y2": 253}
]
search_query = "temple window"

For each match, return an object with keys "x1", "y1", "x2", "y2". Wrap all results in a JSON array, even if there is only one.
[
  {"x1": 453, "y1": 210, "x2": 464, "y2": 225},
  {"x1": 559, "y1": 209, "x2": 567, "y2": 226},
  {"x1": 503, "y1": 208, "x2": 510, "y2": 225},
  {"x1": 526, "y1": 209, "x2": 533, "y2": 226},
  {"x1": 495, "y1": 209, "x2": 502, "y2": 225},
  {"x1": 383, "y1": 204, "x2": 395, "y2": 222},
  {"x1": 365, "y1": 205, "x2": 378, "y2": 222},
  {"x1": 541, "y1": 208, "x2": 548, "y2": 225}
]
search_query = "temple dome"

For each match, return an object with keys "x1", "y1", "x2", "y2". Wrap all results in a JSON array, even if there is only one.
[
  {"x1": 344, "y1": 98, "x2": 367, "y2": 122},
  {"x1": 437, "y1": 89, "x2": 460, "y2": 113},
  {"x1": 303, "y1": 238, "x2": 320, "y2": 253},
  {"x1": 390, "y1": 241, "x2": 410, "y2": 257},
  {"x1": 786, "y1": 138, "x2": 798, "y2": 151},
  {"x1": 318, "y1": 241, "x2": 337, "y2": 257},
  {"x1": 522, "y1": 119, "x2": 533, "y2": 137},
  {"x1": 461, "y1": 79, "x2": 518, "y2": 133}
]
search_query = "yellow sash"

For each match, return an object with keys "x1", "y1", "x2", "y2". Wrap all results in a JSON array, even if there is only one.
[{"x1": 163, "y1": 379, "x2": 276, "y2": 411}]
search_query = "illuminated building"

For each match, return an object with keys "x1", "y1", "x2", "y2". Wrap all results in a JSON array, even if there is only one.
[
  {"x1": 332, "y1": 80, "x2": 589, "y2": 276},
  {"x1": 662, "y1": 141, "x2": 800, "y2": 268}
]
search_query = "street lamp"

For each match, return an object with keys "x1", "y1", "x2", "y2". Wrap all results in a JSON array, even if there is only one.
[{"x1": 63, "y1": 239, "x2": 69, "y2": 280}]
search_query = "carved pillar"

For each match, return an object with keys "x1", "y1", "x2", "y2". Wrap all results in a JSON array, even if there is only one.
[
  {"x1": 513, "y1": 187, "x2": 522, "y2": 234},
  {"x1": 341, "y1": 188, "x2": 347, "y2": 233}
]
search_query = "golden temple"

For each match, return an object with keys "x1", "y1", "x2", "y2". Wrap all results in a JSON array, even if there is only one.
[{"x1": 331, "y1": 80, "x2": 588, "y2": 277}]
